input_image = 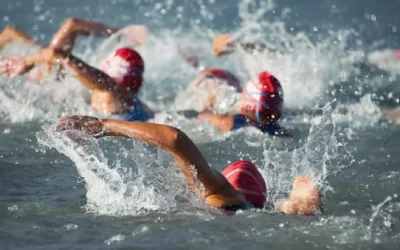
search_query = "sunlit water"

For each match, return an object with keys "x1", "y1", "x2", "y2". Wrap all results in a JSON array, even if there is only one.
[{"x1": 1, "y1": 0, "x2": 400, "y2": 249}]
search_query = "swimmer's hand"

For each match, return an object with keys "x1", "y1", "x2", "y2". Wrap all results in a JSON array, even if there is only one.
[
  {"x1": 213, "y1": 34, "x2": 234, "y2": 57},
  {"x1": 27, "y1": 66, "x2": 48, "y2": 82},
  {"x1": 56, "y1": 115, "x2": 106, "y2": 138},
  {"x1": 277, "y1": 176, "x2": 322, "y2": 216},
  {"x1": 117, "y1": 25, "x2": 148, "y2": 46},
  {"x1": 0, "y1": 56, "x2": 33, "y2": 78},
  {"x1": 0, "y1": 48, "x2": 68, "y2": 78}
]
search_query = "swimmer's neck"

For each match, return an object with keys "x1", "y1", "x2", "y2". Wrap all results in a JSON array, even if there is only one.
[{"x1": 90, "y1": 89, "x2": 135, "y2": 114}]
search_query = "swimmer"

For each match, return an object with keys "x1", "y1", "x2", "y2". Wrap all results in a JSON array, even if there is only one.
[
  {"x1": 177, "y1": 44, "x2": 289, "y2": 136},
  {"x1": 187, "y1": 70, "x2": 290, "y2": 136},
  {"x1": 0, "y1": 46, "x2": 153, "y2": 121},
  {"x1": 180, "y1": 68, "x2": 242, "y2": 112},
  {"x1": 55, "y1": 115, "x2": 322, "y2": 215},
  {"x1": 213, "y1": 33, "x2": 276, "y2": 57},
  {"x1": 0, "y1": 18, "x2": 147, "y2": 80}
]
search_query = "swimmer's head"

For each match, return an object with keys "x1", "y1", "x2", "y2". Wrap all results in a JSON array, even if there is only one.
[
  {"x1": 221, "y1": 160, "x2": 266, "y2": 208},
  {"x1": 102, "y1": 47, "x2": 144, "y2": 94},
  {"x1": 240, "y1": 71, "x2": 283, "y2": 124},
  {"x1": 196, "y1": 68, "x2": 242, "y2": 92}
]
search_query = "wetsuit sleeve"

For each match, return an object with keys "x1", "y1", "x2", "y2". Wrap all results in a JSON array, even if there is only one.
[{"x1": 231, "y1": 115, "x2": 248, "y2": 130}]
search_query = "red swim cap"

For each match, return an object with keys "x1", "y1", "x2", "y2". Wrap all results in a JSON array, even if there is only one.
[
  {"x1": 221, "y1": 160, "x2": 267, "y2": 208},
  {"x1": 241, "y1": 71, "x2": 283, "y2": 123},
  {"x1": 199, "y1": 68, "x2": 242, "y2": 92},
  {"x1": 102, "y1": 47, "x2": 144, "y2": 93}
]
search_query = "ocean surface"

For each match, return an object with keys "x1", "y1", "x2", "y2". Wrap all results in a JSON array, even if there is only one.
[{"x1": 1, "y1": 0, "x2": 400, "y2": 249}]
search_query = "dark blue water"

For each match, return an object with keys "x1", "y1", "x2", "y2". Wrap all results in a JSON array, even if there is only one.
[{"x1": 1, "y1": 0, "x2": 400, "y2": 249}]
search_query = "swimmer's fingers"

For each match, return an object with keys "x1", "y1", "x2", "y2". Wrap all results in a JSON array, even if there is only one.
[
  {"x1": 56, "y1": 115, "x2": 106, "y2": 138},
  {"x1": 0, "y1": 56, "x2": 27, "y2": 78},
  {"x1": 0, "y1": 56, "x2": 15, "y2": 75}
]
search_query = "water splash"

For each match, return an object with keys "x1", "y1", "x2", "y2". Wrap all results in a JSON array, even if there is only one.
[
  {"x1": 313, "y1": 94, "x2": 382, "y2": 129},
  {"x1": 368, "y1": 49, "x2": 400, "y2": 76},
  {"x1": 366, "y1": 194, "x2": 399, "y2": 242},
  {"x1": 0, "y1": 0, "x2": 388, "y2": 125},
  {"x1": 261, "y1": 103, "x2": 352, "y2": 206},
  {"x1": 37, "y1": 127, "x2": 186, "y2": 216}
]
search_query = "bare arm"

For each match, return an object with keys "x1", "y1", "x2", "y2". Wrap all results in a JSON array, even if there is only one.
[
  {"x1": 0, "y1": 26, "x2": 42, "y2": 49},
  {"x1": 49, "y1": 18, "x2": 119, "y2": 52},
  {"x1": 56, "y1": 116, "x2": 246, "y2": 207},
  {"x1": 197, "y1": 113, "x2": 235, "y2": 133},
  {"x1": 23, "y1": 48, "x2": 125, "y2": 92},
  {"x1": 0, "y1": 47, "x2": 126, "y2": 92}
]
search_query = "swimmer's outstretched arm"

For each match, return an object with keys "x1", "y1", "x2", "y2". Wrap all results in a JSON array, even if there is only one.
[
  {"x1": 213, "y1": 34, "x2": 275, "y2": 57},
  {"x1": 56, "y1": 115, "x2": 246, "y2": 207},
  {"x1": 0, "y1": 21, "x2": 116, "y2": 79},
  {"x1": 197, "y1": 112, "x2": 291, "y2": 137},
  {"x1": 0, "y1": 19, "x2": 147, "y2": 79},
  {"x1": 0, "y1": 19, "x2": 118, "y2": 52},
  {"x1": 49, "y1": 18, "x2": 119, "y2": 53},
  {"x1": 0, "y1": 48, "x2": 127, "y2": 93},
  {"x1": 49, "y1": 18, "x2": 148, "y2": 53},
  {"x1": 197, "y1": 113, "x2": 235, "y2": 133},
  {"x1": 0, "y1": 26, "x2": 42, "y2": 50}
]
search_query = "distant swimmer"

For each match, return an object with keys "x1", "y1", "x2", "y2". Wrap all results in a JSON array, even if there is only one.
[
  {"x1": 213, "y1": 33, "x2": 276, "y2": 57},
  {"x1": 0, "y1": 46, "x2": 152, "y2": 121},
  {"x1": 177, "y1": 45, "x2": 289, "y2": 136},
  {"x1": 55, "y1": 115, "x2": 322, "y2": 215},
  {"x1": 191, "y1": 69, "x2": 290, "y2": 136},
  {"x1": 0, "y1": 18, "x2": 148, "y2": 80},
  {"x1": 181, "y1": 68, "x2": 242, "y2": 111}
]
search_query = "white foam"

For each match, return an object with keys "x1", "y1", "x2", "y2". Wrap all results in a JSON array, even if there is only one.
[{"x1": 37, "y1": 128, "x2": 187, "y2": 216}]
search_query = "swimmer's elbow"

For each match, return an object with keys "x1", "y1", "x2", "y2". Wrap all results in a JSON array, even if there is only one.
[
  {"x1": 62, "y1": 18, "x2": 78, "y2": 31},
  {"x1": 165, "y1": 126, "x2": 192, "y2": 151}
]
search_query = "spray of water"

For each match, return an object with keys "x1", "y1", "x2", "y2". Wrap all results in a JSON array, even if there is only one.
[
  {"x1": 0, "y1": 0, "x2": 392, "y2": 124},
  {"x1": 260, "y1": 103, "x2": 352, "y2": 207},
  {"x1": 37, "y1": 127, "x2": 189, "y2": 216}
]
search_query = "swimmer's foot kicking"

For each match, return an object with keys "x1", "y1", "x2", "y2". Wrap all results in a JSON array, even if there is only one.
[{"x1": 55, "y1": 115, "x2": 322, "y2": 215}]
